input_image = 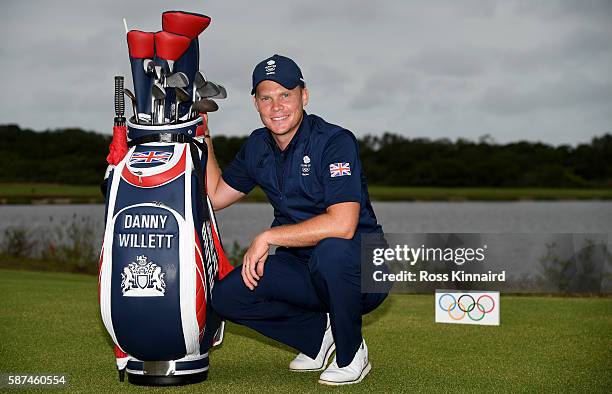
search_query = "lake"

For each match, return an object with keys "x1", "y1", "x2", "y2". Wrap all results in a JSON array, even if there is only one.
[{"x1": 1, "y1": 201, "x2": 610, "y2": 248}]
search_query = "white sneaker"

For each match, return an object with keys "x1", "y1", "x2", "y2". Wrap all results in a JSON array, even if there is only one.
[
  {"x1": 318, "y1": 340, "x2": 371, "y2": 385},
  {"x1": 289, "y1": 316, "x2": 335, "y2": 372}
]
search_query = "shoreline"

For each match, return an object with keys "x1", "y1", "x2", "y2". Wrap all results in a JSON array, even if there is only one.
[{"x1": 1, "y1": 183, "x2": 611, "y2": 204}]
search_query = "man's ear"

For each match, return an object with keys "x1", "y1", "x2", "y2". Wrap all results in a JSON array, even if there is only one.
[
  {"x1": 253, "y1": 95, "x2": 260, "y2": 112},
  {"x1": 302, "y1": 87, "x2": 309, "y2": 107}
]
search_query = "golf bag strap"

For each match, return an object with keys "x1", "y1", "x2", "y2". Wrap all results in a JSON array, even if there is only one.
[
  {"x1": 189, "y1": 141, "x2": 210, "y2": 221},
  {"x1": 128, "y1": 133, "x2": 204, "y2": 147}
]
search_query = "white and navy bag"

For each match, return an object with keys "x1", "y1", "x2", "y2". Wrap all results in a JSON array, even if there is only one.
[{"x1": 99, "y1": 117, "x2": 234, "y2": 385}]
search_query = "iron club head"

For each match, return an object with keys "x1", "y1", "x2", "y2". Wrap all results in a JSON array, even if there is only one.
[
  {"x1": 192, "y1": 98, "x2": 219, "y2": 114},
  {"x1": 166, "y1": 72, "x2": 189, "y2": 89},
  {"x1": 197, "y1": 82, "x2": 221, "y2": 99},
  {"x1": 174, "y1": 87, "x2": 191, "y2": 123},
  {"x1": 151, "y1": 83, "x2": 166, "y2": 124},
  {"x1": 123, "y1": 88, "x2": 139, "y2": 124}
]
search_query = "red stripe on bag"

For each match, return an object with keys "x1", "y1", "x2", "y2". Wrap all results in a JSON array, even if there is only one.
[
  {"x1": 210, "y1": 221, "x2": 233, "y2": 280},
  {"x1": 194, "y1": 229, "x2": 207, "y2": 340},
  {"x1": 114, "y1": 344, "x2": 128, "y2": 358}
]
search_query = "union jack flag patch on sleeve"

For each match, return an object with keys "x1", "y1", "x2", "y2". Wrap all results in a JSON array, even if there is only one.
[{"x1": 329, "y1": 162, "x2": 351, "y2": 177}]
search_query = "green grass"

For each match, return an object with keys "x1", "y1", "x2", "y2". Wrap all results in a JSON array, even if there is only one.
[
  {"x1": 1, "y1": 183, "x2": 611, "y2": 203},
  {"x1": 1, "y1": 269, "x2": 610, "y2": 393}
]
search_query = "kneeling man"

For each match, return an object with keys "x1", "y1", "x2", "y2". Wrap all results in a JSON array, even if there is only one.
[{"x1": 206, "y1": 54, "x2": 388, "y2": 385}]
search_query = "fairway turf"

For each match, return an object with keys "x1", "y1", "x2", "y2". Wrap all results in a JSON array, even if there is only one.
[{"x1": 0, "y1": 269, "x2": 610, "y2": 393}]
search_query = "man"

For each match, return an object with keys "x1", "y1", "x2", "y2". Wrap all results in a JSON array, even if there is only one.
[{"x1": 206, "y1": 54, "x2": 388, "y2": 385}]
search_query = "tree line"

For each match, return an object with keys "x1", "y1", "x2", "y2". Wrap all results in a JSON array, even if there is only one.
[{"x1": 1, "y1": 124, "x2": 610, "y2": 187}]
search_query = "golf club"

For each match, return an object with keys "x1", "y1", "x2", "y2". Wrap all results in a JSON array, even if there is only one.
[
  {"x1": 151, "y1": 83, "x2": 166, "y2": 124},
  {"x1": 206, "y1": 83, "x2": 227, "y2": 100},
  {"x1": 193, "y1": 70, "x2": 206, "y2": 102},
  {"x1": 166, "y1": 72, "x2": 189, "y2": 89},
  {"x1": 174, "y1": 87, "x2": 191, "y2": 123},
  {"x1": 196, "y1": 81, "x2": 221, "y2": 99},
  {"x1": 164, "y1": 72, "x2": 189, "y2": 122},
  {"x1": 123, "y1": 88, "x2": 138, "y2": 124},
  {"x1": 192, "y1": 98, "x2": 218, "y2": 114}
]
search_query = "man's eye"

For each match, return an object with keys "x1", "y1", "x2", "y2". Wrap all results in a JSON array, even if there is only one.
[
  {"x1": 260, "y1": 97, "x2": 270, "y2": 101},
  {"x1": 281, "y1": 93, "x2": 289, "y2": 98}
]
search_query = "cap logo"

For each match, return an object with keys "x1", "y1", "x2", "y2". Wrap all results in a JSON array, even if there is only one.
[{"x1": 265, "y1": 60, "x2": 277, "y2": 75}]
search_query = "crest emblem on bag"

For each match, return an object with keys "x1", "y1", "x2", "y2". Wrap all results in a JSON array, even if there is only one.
[{"x1": 121, "y1": 255, "x2": 166, "y2": 297}]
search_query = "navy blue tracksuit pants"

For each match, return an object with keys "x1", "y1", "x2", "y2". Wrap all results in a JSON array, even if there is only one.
[{"x1": 211, "y1": 236, "x2": 388, "y2": 367}]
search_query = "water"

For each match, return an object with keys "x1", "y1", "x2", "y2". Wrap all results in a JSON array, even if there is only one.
[{"x1": 0, "y1": 202, "x2": 610, "y2": 249}]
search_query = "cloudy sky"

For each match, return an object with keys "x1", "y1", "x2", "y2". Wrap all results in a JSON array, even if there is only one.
[{"x1": 1, "y1": 0, "x2": 611, "y2": 144}]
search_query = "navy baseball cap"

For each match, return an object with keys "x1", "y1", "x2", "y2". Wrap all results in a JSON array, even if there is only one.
[{"x1": 251, "y1": 54, "x2": 305, "y2": 95}]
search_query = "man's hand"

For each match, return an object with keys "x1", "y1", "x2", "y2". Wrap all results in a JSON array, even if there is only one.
[{"x1": 241, "y1": 231, "x2": 270, "y2": 290}]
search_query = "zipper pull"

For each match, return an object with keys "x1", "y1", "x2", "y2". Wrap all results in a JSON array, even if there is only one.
[{"x1": 134, "y1": 170, "x2": 143, "y2": 184}]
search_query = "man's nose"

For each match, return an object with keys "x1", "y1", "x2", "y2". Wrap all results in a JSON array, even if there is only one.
[{"x1": 271, "y1": 99, "x2": 283, "y2": 111}]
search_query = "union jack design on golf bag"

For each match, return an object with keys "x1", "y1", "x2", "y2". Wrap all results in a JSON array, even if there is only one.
[{"x1": 99, "y1": 117, "x2": 233, "y2": 383}]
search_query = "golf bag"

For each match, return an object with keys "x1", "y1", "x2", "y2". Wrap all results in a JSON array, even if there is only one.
[{"x1": 99, "y1": 116, "x2": 234, "y2": 385}]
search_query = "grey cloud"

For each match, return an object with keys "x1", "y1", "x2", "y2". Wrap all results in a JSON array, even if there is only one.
[
  {"x1": 478, "y1": 74, "x2": 612, "y2": 115},
  {"x1": 306, "y1": 63, "x2": 352, "y2": 94},
  {"x1": 405, "y1": 47, "x2": 488, "y2": 78},
  {"x1": 289, "y1": 1, "x2": 386, "y2": 24},
  {"x1": 348, "y1": 67, "x2": 421, "y2": 110},
  {"x1": 1, "y1": 0, "x2": 610, "y2": 144},
  {"x1": 497, "y1": 27, "x2": 612, "y2": 74},
  {"x1": 513, "y1": 0, "x2": 612, "y2": 24}
]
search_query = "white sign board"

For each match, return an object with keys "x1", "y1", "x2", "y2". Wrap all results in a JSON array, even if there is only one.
[{"x1": 435, "y1": 290, "x2": 500, "y2": 326}]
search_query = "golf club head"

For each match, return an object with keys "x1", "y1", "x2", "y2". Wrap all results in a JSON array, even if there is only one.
[
  {"x1": 192, "y1": 98, "x2": 219, "y2": 113},
  {"x1": 123, "y1": 88, "x2": 136, "y2": 101},
  {"x1": 197, "y1": 82, "x2": 221, "y2": 99},
  {"x1": 166, "y1": 72, "x2": 189, "y2": 88},
  {"x1": 123, "y1": 88, "x2": 139, "y2": 124},
  {"x1": 152, "y1": 83, "x2": 166, "y2": 99},
  {"x1": 154, "y1": 65, "x2": 164, "y2": 83},
  {"x1": 143, "y1": 59, "x2": 156, "y2": 77},
  {"x1": 175, "y1": 87, "x2": 191, "y2": 103},
  {"x1": 174, "y1": 87, "x2": 191, "y2": 123},
  {"x1": 152, "y1": 83, "x2": 167, "y2": 124},
  {"x1": 194, "y1": 71, "x2": 206, "y2": 90},
  {"x1": 207, "y1": 83, "x2": 227, "y2": 99}
]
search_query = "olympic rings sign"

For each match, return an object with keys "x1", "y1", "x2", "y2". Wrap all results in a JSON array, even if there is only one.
[{"x1": 435, "y1": 291, "x2": 500, "y2": 326}]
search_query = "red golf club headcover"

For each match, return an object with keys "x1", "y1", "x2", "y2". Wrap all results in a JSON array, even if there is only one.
[
  {"x1": 106, "y1": 125, "x2": 128, "y2": 165},
  {"x1": 162, "y1": 11, "x2": 211, "y2": 38},
  {"x1": 154, "y1": 31, "x2": 192, "y2": 61},
  {"x1": 127, "y1": 31, "x2": 154, "y2": 58},
  {"x1": 127, "y1": 31, "x2": 155, "y2": 114}
]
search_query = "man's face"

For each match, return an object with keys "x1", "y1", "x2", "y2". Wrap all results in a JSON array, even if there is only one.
[{"x1": 253, "y1": 80, "x2": 309, "y2": 138}]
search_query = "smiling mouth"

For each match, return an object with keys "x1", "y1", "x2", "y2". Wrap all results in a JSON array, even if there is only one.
[{"x1": 271, "y1": 115, "x2": 289, "y2": 121}]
